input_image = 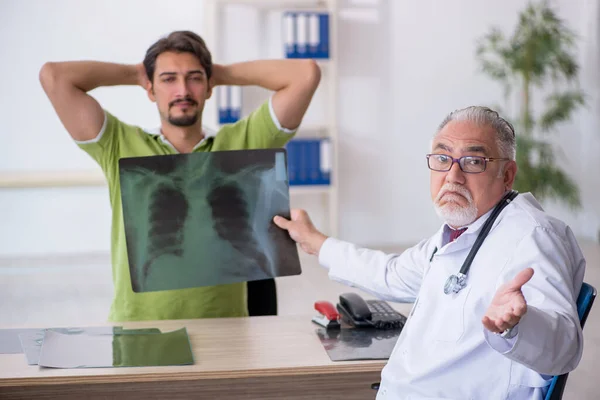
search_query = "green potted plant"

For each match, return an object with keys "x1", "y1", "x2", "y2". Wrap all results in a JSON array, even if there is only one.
[{"x1": 476, "y1": 0, "x2": 585, "y2": 207}]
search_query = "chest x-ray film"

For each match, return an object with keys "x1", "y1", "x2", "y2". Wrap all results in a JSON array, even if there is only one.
[
  {"x1": 316, "y1": 327, "x2": 402, "y2": 361},
  {"x1": 37, "y1": 328, "x2": 193, "y2": 368},
  {"x1": 118, "y1": 148, "x2": 301, "y2": 292},
  {"x1": 18, "y1": 327, "x2": 160, "y2": 365}
]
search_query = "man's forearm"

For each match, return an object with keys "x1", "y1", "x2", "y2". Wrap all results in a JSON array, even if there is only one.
[
  {"x1": 485, "y1": 306, "x2": 583, "y2": 376},
  {"x1": 40, "y1": 61, "x2": 142, "y2": 93},
  {"x1": 213, "y1": 60, "x2": 319, "y2": 92}
]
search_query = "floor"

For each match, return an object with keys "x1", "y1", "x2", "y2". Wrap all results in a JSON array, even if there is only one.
[{"x1": 1, "y1": 239, "x2": 599, "y2": 399}]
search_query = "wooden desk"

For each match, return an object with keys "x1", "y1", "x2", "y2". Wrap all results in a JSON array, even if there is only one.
[{"x1": 0, "y1": 316, "x2": 385, "y2": 399}]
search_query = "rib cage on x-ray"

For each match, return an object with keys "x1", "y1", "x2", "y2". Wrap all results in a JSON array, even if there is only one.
[
  {"x1": 142, "y1": 185, "x2": 188, "y2": 280},
  {"x1": 206, "y1": 182, "x2": 270, "y2": 275},
  {"x1": 119, "y1": 149, "x2": 300, "y2": 293}
]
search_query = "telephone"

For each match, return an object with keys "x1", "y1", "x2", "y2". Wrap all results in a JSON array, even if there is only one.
[{"x1": 336, "y1": 292, "x2": 407, "y2": 330}]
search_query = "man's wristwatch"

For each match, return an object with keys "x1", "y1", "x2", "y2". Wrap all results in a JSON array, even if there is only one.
[{"x1": 498, "y1": 324, "x2": 519, "y2": 339}]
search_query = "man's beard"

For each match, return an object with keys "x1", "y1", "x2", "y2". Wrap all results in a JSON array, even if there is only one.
[
  {"x1": 168, "y1": 113, "x2": 199, "y2": 127},
  {"x1": 433, "y1": 183, "x2": 477, "y2": 228},
  {"x1": 168, "y1": 97, "x2": 199, "y2": 127}
]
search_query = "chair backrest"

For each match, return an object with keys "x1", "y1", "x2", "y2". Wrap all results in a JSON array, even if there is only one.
[
  {"x1": 247, "y1": 278, "x2": 278, "y2": 316},
  {"x1": 544, "y1": 282, "x2": 597, "y2": 400}
]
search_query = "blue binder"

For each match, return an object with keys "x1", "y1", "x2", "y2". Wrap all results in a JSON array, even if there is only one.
[
  {"x1": 218, "y1": 86, "x2": 242, "y2": 124},
  {"x1": 318, "y1": 13, "x2": 329, "y2": 59},
  {"x1": 283, "y1": 11, "x2": 296, "y2": 59},
  {"x1": 283, "y1": 12, "x2": 330, "y2": 59},
  {"x1": 285, "y1": 138, "x2": 331, "y2": 186}
]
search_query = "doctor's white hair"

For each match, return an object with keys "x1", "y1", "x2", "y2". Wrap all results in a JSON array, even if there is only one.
[{"x1": 435, "y1": 106, "x2": 516, "y2": 161}]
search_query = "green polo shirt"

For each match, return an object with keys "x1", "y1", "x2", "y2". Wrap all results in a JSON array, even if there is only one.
[{"x1": 77, "y1": 100, "x2": 295, "y2": 321}]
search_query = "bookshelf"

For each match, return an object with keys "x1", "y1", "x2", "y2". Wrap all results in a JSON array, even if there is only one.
[{"x1": 202, "y1": 0, "x2": 339, "y2": 236}]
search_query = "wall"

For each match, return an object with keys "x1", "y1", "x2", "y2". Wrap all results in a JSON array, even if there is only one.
[
  {"x1": 0, "y1": 0, "x2": 598, "y2": 258},
  {"x1": 336, "y1": 0, "x2": 600, "y2": 245},
  {"x1": 0, "y1": 0, "x2": 206, "y2": 256}
]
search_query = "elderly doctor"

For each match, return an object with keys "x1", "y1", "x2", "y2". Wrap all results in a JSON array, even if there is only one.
[{"x1": 274, "y1": 106, "x2": 586, "y2": 399}]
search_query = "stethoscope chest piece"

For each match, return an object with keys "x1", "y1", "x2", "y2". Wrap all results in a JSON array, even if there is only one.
[
  {"x1": 442, "y1": 190, "x2": 519, "y2": 296},
  {"x1": 444, "y1": 273, "x2": 467, "y2": 295}
]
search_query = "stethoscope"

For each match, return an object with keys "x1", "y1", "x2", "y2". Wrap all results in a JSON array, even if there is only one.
[{"x1": 440, "y1": 190, "x2": 519, "y2": 295}]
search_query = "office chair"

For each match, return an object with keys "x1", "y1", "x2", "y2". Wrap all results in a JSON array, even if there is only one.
[
  {"x1": 545, "y1": 282, "x2": 596, "y2": 400},
  {"x1": 370, "y1": 282, "x2": 597, "y2": 399},
  {"x1": 247, "y1": 278, "x2": 278, "y2": 316}
]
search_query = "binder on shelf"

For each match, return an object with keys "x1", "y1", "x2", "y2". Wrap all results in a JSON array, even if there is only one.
[
  {"x1": 318, "y1": 13, "x2": 330, "y2": 59},
  {"x1": 284, "y1": 12, "x2": 296, "y2": 59},
  {"x1": 217, "y1": 86, "x2": 242, "y2": 124},
  {"x1": 296, "y1": 13, "x2": 308, "y2": 58},
  {"x1": 282, "y1": 12, "x2": 330, "y2": 59},
  {"x1": 285, "y1": 138, "x2": 331, "y2": 186}
]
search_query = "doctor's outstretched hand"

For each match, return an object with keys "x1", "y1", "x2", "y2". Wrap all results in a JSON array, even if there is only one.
[
  {"x1": 273, "y1": 209, "x2": 328, "y2": 256},
  {"x1": 482, "y1": 268, "x2": 535, "y2": 334}
]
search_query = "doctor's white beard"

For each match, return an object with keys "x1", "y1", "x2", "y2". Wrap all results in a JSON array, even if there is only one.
[{"x1": 434, "y1": 183, "x2": 478, "y2": 228}]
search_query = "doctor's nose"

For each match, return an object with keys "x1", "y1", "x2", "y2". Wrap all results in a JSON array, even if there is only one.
[{"x1": 445, "y1": 160, "x2": 466, "y2": 185}]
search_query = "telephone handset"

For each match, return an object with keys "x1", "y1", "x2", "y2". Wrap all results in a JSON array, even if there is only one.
[{"x1": 336, "y1": 292, "x2": 407, "y2": 330}]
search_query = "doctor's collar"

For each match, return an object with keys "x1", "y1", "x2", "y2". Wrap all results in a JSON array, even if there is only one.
[{"x1": 443, "y1": 206, "x2": 495, "y2": 238}]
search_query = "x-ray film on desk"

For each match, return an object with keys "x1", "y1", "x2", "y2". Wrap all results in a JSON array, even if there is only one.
[
  {"x1": 316, "y1": 327, "x2": 402, "y2": 361},
  {"x1": 118, "y1": 148, "x2": 301, "y2": 292}
]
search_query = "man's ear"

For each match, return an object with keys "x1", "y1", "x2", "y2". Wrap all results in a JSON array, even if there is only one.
[
  {"x1": 146, "y1": 81, "x2": 156, "y2": 103},
  {"x1": 503, "y1": 160, "x2": 518, "y2": 190}
]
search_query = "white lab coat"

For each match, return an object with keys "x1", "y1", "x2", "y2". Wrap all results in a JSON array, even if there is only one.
[{"x1": 318, "y1": 193, "x2": 585, "y2": 399}]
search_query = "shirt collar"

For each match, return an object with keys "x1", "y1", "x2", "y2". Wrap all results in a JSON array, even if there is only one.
[
  {"x1": 437, "y1": 206, "x2": 495, "y2": 249},
  {"x1": 447, "y1": 206, "x2": 494, "y2": 236},
  {"x1": 145, "y1": 125, "x2": 217, "y2": 153}
]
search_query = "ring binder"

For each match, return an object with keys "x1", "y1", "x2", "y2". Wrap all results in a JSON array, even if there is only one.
[{"x1": 283, "y1": 12, "x2": 330, "y2": 59}]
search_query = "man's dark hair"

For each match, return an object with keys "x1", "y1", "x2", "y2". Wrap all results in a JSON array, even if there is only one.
[{"x1": 143, "y1": 31, "x2": 212, "y2": 82}]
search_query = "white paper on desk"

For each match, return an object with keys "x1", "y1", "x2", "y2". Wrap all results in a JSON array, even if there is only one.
[
  {"x1": 19, "y1": 327, "x2": 116, "y2": 365},
  {"x1": 0, "y1": 328, "x2": 39, "y2": 354},
  {"x1": 18, "y1": 331, "x2": 45, "y2": 365},
  {"x1": 38, "y1": 330, "x2": 113, "y2": 368}
]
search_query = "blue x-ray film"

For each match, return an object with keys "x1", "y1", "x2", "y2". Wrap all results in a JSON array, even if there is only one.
[{"x1": 118, "y1": 149, "x2": 301, "y2": 293}]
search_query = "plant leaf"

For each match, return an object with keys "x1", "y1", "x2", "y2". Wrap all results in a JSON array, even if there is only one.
[
  {"x1": 514, "y1": 136, "x2": 581, "y2": 208},
  {"x1": 539, "y1": 91, "x2": 585, "y2": 131}
]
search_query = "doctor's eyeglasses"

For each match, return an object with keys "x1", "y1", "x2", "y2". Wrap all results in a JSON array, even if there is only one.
[{"x1": 426, "y1": 154, "x2": 509, "y2": 174}]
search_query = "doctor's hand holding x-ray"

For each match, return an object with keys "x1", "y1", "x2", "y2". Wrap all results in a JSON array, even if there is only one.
[{"x1": 275, "y1": 105, "x2": 585, "y2": 399}]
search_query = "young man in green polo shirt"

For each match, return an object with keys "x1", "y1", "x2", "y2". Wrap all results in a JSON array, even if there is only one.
[{"x1": 39, "y1": 30, "x2": 321, "y2": 322}]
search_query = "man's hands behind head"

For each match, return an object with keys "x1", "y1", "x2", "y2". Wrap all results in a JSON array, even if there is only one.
[
  {"x1": 273, "y1": 209, "x2": 328, "y2": 256},
  {"x1": 136, "y1": 63, "x2": 150, "y2": 89}
]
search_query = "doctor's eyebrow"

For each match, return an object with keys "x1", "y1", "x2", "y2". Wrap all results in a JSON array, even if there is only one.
[
  {"x1": 433, "y1": 143, "x2": 452, "y2": 153},
  {"x1": 462, "y1": 145, "x2": 489, "y2": 155}
]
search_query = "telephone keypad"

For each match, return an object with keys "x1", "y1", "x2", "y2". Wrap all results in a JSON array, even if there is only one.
[{"x1": 366, "y1": 300, "x2": 407, "y2": 328}]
